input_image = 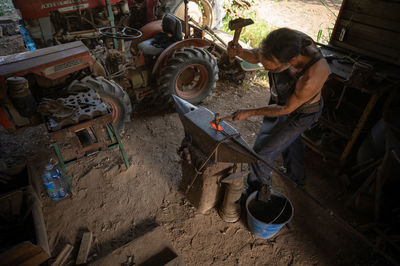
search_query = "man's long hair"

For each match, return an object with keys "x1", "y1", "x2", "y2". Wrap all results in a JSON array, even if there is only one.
[{"x1": 259, "y1": 28, "x2": 314, "y2": 63}]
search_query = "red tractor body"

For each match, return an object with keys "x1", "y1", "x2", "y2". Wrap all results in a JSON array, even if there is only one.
[
  {"x1": 0, "y1": 41, "x2": 94, "y2": 131},
  {"x1": 13, "y1": 0, "x2": 124, "y2": 20},
  {"x1": 13, "y1": 0, "x2": 158, "y2": 47},
  {"x1": 0, "y1": 41, "x2": 93, "y2": 83}
]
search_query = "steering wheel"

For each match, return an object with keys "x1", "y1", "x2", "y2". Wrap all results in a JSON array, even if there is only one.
[{"x1": 99, "y1": 26, "x2": 142, "y2": 40}]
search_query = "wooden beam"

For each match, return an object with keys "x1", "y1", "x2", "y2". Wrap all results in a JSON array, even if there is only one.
[
  {"x1": 51, "y1": 244, "x2": 73, "y2": 266},
  {"x1": 76, "y1": 232, "x2": 93, "y2": 265}
]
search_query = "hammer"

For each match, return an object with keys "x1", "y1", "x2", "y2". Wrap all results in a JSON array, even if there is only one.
[
  {"x1": 210, "y1": 113, "x2": 235, "y2": 131},
  {"x1": 228, "y1": 18, "x2": 254, "y2": 63}
]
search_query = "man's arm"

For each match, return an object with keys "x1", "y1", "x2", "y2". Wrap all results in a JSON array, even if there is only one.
[
  {"x1": 227, "y1": 42, "x2": 260, "y2": 64},
  {"x1": 238, "y1": 48, "x2": 260, "y2": 64},
  {"x1": 232, "y1": 64, "x2": 329, "y2": 120}
]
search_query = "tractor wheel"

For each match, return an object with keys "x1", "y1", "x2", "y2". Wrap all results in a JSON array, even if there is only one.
[
  {"x1": 157, "y1": 46, "x2": 218, "y2": 106},
  {"x1": 164, "y1": 0, "x2": 224, "y2": 29},
  {"x1": 68, "y1": 76, "x2": 132, "y2": 132}
]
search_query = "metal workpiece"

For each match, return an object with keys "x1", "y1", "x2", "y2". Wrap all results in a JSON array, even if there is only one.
[{"x1": 219, "y1": 170, "x2": 249, "y2": 223}]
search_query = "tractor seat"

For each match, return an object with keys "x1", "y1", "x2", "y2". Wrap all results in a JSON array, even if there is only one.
[{"x1": 138, "y1": 13, "x2": 183, "y2": 56}]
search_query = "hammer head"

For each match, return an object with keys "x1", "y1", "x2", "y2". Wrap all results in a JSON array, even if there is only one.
[{"x1": 229, "y1": 18, "x2": 254, "y2": 31}]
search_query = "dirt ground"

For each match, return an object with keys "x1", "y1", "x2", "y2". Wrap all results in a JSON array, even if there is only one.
[
  {"x1": 0, "y1": 0, "x2": 389, "y2": 265},
  {"x1": 255, "y1": 0, "x2": 342, "y2": 42},
  {"x1": 1, "y1": 79, "x2": 383, "y2": 265}
]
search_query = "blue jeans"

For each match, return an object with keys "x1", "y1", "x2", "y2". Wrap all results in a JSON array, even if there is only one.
[{"x1": 248, "y1": 106, "x2": 322, "y2": 188}]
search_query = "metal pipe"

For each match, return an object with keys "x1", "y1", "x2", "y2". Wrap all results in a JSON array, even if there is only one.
[
  {"x1": 184, "y1": 0, "x2": 189, "y2": 39},
  {"x1": 105, "y1": 0, "x2": 118, "y2": 49}
]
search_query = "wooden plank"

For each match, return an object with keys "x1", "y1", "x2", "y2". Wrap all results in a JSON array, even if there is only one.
[
  {"x1": 51, "y1": 244, "x2": 73, "y2": 266},
  {"x1": 27, "y1": 187, "x2": 50, "y2": 256},
  {"x1": 0, "y1": 190, "x2": 23, "y2": 218},
  {"x1": 20, "y1": 252, "x2": 50, "y2": 266},
  {"x1": 341, "y1": 10, "x2": 400, "y2": 33},
  {"x1": 330, "y1": 40, "x2": 400, "y2": 66},
  {"x1": 76, "y1": 232, "x2": 93, "y2": 265},
  {"x1": 336, "y1": 19, "x2": 400, "y2": 48},
  {"x1": 91, "y1": 227, "x2": 179, "y2": 266},
  {"x1": 344, "y1": 0, "x2": 400, "y2": 21},
  {"x1": 27, "y1": 161, "x2": 45, "y2": 199},
  {"x1": 0, "y1": 241, "x2": 50, "y2": 266}
]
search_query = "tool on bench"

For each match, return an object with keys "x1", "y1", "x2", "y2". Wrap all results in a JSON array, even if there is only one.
[{"x1": 228, "y1": 18, "x2": 254, "y2": 63}]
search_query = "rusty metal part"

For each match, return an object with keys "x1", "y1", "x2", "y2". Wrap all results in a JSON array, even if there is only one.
[
  {"x1": 6, "y1": 77, "x2": 37, "y2": 117},
  {"x1": 219, "y1": 170, "x2": 249, "y2": 222},
  {"x1": 218, "y1": 55, "x2": 246, "y2": 84},
  {"x1": 228, "y1": 18, "x2": 254, "y2": 63},
  {"x1": 152, "y1": 38, "x2": 210, "y2": 75},
  {"x1": 44, "y1": 90, "x2": 108, "y2": 132},
  {"x1": 57, "y1": 29, "x2": 99, "y2": 42},
  {"x1": 105, "y1": 49, "x2": 125, "y2": 74},
  {"x1": 48, "y1": 112, "x2": 113, "y2": 160},
  {"x1": 38, "y1": 99, "x2": 76, "y2": 120}
]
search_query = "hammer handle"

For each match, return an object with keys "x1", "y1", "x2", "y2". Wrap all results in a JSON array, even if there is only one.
[
  {"x1": 216, "y1": 115, "x2": 234, "y2": 123},
  {"x1": 229, "y1": 28, "x2": 242, "y2": 63}
]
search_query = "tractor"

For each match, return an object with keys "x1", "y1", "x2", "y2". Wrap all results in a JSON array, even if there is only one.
[
  {"x1": 0, "y1": 7, "x2": 220, "y2": 132},
  {"x1": 12, "y1": 0, "x2": 224, "y2": 48}
]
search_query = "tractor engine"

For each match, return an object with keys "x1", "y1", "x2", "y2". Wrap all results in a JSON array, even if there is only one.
[{"x1": 13, "y1": 0, "x2": 149, "y2": 48}]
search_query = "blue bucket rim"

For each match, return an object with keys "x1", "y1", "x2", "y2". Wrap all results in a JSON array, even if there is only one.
[{"x1": 246, "y1": 190, "x2": 294, "y2": 226}]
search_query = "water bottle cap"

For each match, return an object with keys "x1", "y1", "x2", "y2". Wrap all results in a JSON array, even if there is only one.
[{"x1": 45, "y1": 163, "x2": 53, "y2": 170}]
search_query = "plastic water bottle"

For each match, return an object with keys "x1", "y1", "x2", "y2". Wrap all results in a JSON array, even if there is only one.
[
  {"x1": 54, "y1": 167, "x2": 69, "y2": 198},
  {"x1": 42, "y1": 162, "x2": 69, "y2": 200},
  {"x1": 19, "y1": 25, "x2": 36, "y2": 51}
]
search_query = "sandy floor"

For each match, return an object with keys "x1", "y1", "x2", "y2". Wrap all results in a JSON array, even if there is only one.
[{"x1": 1, "y1": 79, "x2": 381, "y2": 265}]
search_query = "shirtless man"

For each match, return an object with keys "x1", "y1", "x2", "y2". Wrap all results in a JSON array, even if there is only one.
[{"x1": 227, "y1": 28, "x2": 330, "y2": 194}]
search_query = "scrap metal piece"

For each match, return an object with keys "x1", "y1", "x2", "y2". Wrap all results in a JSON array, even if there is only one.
[
  {"x1": 45, "y1": 90, "x2": 108, "y2": 131},
  {"x1": 38, "y1": 99, "x2": 76, "y2": 120}
]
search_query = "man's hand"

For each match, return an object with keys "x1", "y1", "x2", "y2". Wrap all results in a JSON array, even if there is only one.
[
  {"x1": 231, "y1": 109, "x2": 252, "y2": 121},
  {"x1": 227, "y1": 41, "x2": 243, "y2": 58}
]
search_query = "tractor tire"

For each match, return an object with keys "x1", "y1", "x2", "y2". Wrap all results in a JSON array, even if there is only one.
[
  {"x1": 157, "y1": 46, "x2": 218, "y2": 106},
  {"x1": 68, "y1": 76, "x2": 132, "y2": 132},
  {"x1": 163, "y1": 0, "x2": 224, "y2": 29}
]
